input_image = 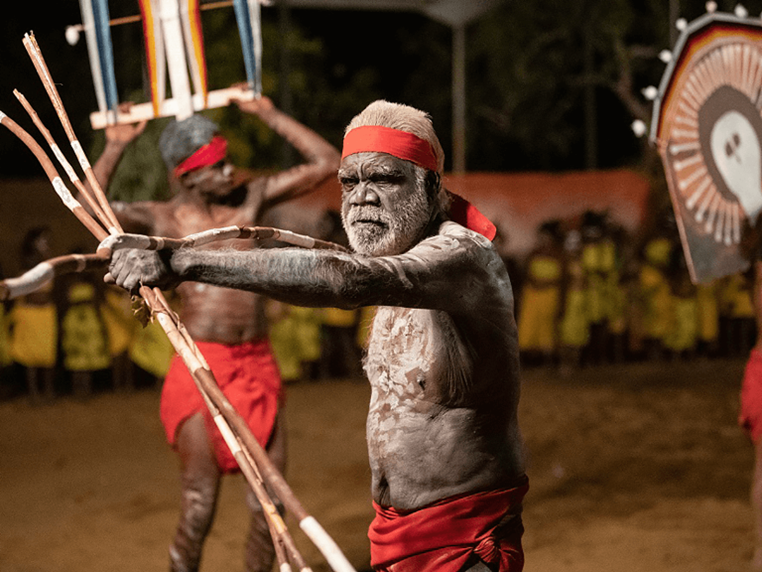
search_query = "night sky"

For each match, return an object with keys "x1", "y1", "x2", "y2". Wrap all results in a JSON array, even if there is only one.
[{"x1": 0, "y1": 2, "x2": 734, "y2": 178}]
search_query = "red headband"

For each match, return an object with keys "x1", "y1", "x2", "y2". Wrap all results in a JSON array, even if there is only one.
[
  {"x1": 447, "y1": 192, "x2": 497, "y2": 241},
  {"x1": 342, "y1": 125, "x2": 438, "y2": 172},
  {"x1": 174, "y1": 135, "x2": 228, "y2": 178},
  {"x1": 341, "y1": 125, "x2": 496, "y2": 240}
]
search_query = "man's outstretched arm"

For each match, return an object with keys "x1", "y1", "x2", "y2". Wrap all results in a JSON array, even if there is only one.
[{"x1": 105, "y1": 227, "x2": 503, "y2": 315}]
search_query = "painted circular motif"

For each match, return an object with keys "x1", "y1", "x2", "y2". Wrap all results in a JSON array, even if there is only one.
[{"x1": 664, "y1": 41, "x2": 762, "y2": 245}]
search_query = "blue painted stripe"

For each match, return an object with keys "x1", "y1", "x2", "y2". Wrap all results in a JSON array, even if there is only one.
[
  {"x1": 233, "y1": 0, "x2": 256, "y2": 89},
  {"x1": 91, "y1": 0, "x2": 119, "y2": 111}
]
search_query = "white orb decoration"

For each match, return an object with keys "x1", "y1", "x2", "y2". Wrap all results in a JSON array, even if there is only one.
[
  {"x1": 642, "y1": 86, "x2": 659, "y2": 101},
  {"x1": 631, "y1": 119, "x2": 647, "y2": 138},
  {"x1": 65, "y1": 26, "x2": 80, "y2": 46}
]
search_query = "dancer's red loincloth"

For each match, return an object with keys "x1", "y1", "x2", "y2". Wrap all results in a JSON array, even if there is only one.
[
  {"x1": 369, "y1": 476, "x2": 529, "y2": 572},
  {"x1": 160, "y1": 339, "x2": 282, "y2": 473}
]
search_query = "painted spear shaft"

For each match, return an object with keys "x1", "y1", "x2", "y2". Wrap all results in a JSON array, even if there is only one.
[
  {"x1": 13, "y1": 89, "x2": 118, "y2": 235},
  {"x1": 0, "y1": 112, "x2": 108, "y2": 242},
  {"x1": 0, "y1": 253, "x2": 107, "y2": 301},
  {"x1": 239, "y1": 444, "x2": 308, "y2": 572},
  {"x1": 143, "y1": 288, "x2": 310, "y2": 572},
  {"x1": 98, "y1": 225, "x2": 347, "y2": 256},
  {"x1": 143, "y1": 288, "x2": 330, "y2": 572},
  {"x1": 23, "y1": 32, "x2": 120, "y2": 231}
]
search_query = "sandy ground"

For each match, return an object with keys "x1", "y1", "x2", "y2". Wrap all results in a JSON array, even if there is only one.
[{"x1": 0, "y1": 357, "x2": 756, "y2": 572}]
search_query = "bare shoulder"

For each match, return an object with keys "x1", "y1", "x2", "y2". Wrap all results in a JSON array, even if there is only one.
[
  {"x1": 414, "y1": 221, "x2": 510, "y2": 291},
  {"x1": 414, "y1": 221, "x2": 499, "y2": 260}
]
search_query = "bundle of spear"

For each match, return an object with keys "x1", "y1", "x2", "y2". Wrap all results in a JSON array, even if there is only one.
[{"x1": 0, "y1": 31, "x2": 356, "y2": 572}]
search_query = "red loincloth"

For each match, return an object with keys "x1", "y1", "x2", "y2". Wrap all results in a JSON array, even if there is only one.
[
  {"x1": 369, "y1": 476, "x2": 529, "y2": 572},
  {"x1": 160, "y1": 339, "x2": 282, "y2": 473},
  {"x1": 740, "y1": 348, "x2": 762, "y2": 443}
]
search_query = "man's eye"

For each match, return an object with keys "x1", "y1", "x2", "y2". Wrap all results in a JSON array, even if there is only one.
[
  {"x1": 340, "y1": 177, "x2": 358, "y2": 189},
  {"x1": 371, "y1": 174, "x2": 404, "y2": 185}
]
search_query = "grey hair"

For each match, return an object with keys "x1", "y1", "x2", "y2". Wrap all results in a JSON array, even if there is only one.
[
  {"x1": 159, "y1": 114, "x2": 220, "y2": 170},
  {"x1": 346, "y1": 100, "x2": 450, "y2": 215}
]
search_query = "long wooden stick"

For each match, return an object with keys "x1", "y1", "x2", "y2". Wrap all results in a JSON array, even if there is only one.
[
  {"x1": 17, "y1": 32, "x2": 355, "y2": 572},
  {"x1": 23, "y1": 32, "x2": 120, "y2": 231},
  {"x1": 0, "y1": 112, "x2": 108, "y2": 242},
  {"x1": 143, "y1": 288, "x2": 311, "y2": 572},
  {"x1": 13, "y1": 89, "x2": 119, "y2": 236},
  {"x1": 97, "y1": 225, "x2": 347, "y2": 257},
  {"x1": 0, "y1": 253, "x2": 107, "y2": 301},
  {"x1": 147, "y1": 291, "x2": 306, "y2": 572}
]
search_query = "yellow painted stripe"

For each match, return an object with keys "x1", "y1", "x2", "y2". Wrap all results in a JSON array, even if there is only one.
[
  {"x1": 138, "y1": 0, "x2": 161, "y2": 117},
  {"x1": 186, "y1": 0, "x2": 208, "y2": 103}
]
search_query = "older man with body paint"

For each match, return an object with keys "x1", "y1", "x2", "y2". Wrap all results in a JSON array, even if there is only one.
[{"x1": 107, "y1": 100, "x2": 528, "y2": 572}]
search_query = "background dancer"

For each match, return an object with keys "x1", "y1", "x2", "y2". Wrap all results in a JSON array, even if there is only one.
[{"x1": 91, "y1": 94, "x2": 340, "y2": 572}]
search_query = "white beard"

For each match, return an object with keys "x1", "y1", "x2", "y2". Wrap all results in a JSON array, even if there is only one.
[{"x1": 343, "y1": 188, "x2": 431, "y2": 257}]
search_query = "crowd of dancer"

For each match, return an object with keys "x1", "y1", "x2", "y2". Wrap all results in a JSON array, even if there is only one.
[{"x1": 515, "y1": 209, "x2": 757, "y2": 370}]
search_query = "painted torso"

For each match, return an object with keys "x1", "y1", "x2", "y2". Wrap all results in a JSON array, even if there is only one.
[
  {"x1": 360, "y1": 223, "x2": 524, "y2": 510},
  {"x1": 113, "y1": 180, "x2": 269, "y2": 344}
]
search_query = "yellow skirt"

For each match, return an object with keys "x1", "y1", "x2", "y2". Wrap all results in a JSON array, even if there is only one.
[
  {"x1": 639, "y1": 266, "x2": 673, "y2": 340},
  {"x1": 518, "y1": 286, "x2": 560, "y2": 351},
  {"x1": 696, "y1": 284, "x2": 719, "y2": 343},
  {"x1": 61, "y1": 303, "x2": 110, "y2": 371},
  {"x1": 101, "y1": 288, "x2": 136, "y2": 357},
  {"x1": 560, "y1": 289, "x2": 589, "y2": 348},
  {"x1": 129, "y1": 320, "x2": 175, "y2": 378},
  {"x1": 9, "y1": 303, "x2": 58, "y2": 368},
  {"x1": 664, "y1": 297, "x2": 698, "y2": 352}
]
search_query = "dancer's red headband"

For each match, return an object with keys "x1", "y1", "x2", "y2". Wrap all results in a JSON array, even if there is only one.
[
  {"x1": 174, "y1": 135, "x2": 228, "y2": 178},
  {"x1": 342, "y1": 125, "x2": 439, "y2": 172},
  {"x1": 341, "y1": 125, "x2": 496, "y2": 240}
]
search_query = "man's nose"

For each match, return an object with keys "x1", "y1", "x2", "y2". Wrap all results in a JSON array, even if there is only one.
[{"x1": 350, "y1": 182, "x2": 380, "y2": 205}]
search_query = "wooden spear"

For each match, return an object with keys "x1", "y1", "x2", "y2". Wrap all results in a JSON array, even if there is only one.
[
  {"x1": 23, "y1": 32, "x2": 120, "y2": 231},
  {"x1": 13, "y1": 89, "x2": 118, "y2": 235},
  {"x1": 97, "y1": 225, "x2": 348, "y2": 256},
  {"x1": 0, "y1": 253, "x2": 107, "y2": 302},
  {"x1": 0, "y1": 112, "x2": 108, "y2": 242}
]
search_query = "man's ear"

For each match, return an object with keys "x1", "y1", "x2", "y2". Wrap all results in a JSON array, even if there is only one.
[
  {"x1": 426, "y1": 170, "x2": 441, "y2": 192},
  {"x1": 424, "y1": 170, "x2": 441, "y2": 204},
  {"x1": 178, "y1": 170, "x2": 196, "y2": 190}
]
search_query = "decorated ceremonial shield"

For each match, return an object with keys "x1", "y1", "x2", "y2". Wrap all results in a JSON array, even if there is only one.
[
  {"x1": 651, "y1": 11, "x2": 762, "y2": 283},
  {"x1": 71, "y1": 0, "x2": 265, "y2": 129}
]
